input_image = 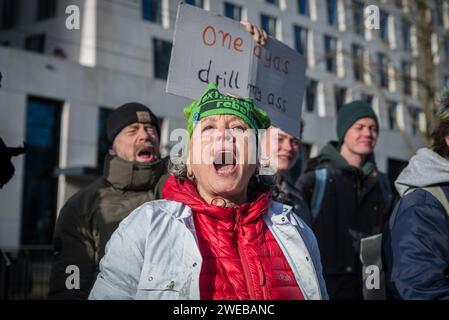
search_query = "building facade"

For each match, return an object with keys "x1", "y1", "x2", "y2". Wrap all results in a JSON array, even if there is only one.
[{"x1": 0, "y1": 0, "x2": 448, "y2": 247}]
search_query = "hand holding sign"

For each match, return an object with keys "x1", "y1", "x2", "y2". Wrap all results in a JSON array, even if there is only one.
[
  {"x1": 240, "y1": 21, "x2": 267, "y2": 46},
  {"x1": 166, "y1": 3, "x2": 306, "y2": 138}
]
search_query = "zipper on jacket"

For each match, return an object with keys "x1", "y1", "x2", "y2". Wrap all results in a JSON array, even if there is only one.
[
  {"x1": 236, "y1": 236, "x2": 257, "y2": 299},
  {"x1": 233, "y1": 213, "x2": 241, "y2": 232},
  {"x1": 258, "y1": 261, "x2": 270, "y2": 300}
]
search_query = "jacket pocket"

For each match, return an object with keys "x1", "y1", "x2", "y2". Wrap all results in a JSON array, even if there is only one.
[{"x1": 137, "y1": 263, "x2": 183, "y2": 292}]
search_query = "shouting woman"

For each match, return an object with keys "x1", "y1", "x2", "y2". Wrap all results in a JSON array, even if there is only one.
[{"x1": 89, "y1": 83, "x2": 327, "y2": 300}]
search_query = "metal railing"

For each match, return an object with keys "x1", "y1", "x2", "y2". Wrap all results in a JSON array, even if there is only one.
[{"x1": 0, "y1": 246, "x2": 53, "y2": 300}]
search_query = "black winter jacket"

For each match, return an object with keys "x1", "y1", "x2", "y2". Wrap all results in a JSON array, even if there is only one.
[{"x1": 296, "y1": 141, "x2": 392, "y2": 299}]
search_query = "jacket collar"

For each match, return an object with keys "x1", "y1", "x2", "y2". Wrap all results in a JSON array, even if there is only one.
[
  {"x1": 103, "y1": 154, "x2": 166, "y2": 191},
  {"x1": 315, "y1": 141, "x2": 377, "y2": 176},
  {"x1": 162, "y1": 176, "x2": 271, "y2": 224}
]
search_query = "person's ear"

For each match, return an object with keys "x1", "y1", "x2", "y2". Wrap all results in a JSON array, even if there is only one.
[
  {"x1": 445, "y1": 136, "x2": 449, "y2": 148},
  {"x1": 108, "y1": 147, "x2": 116, "y2": 156}
]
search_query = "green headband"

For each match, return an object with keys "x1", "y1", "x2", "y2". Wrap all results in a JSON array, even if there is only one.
[{"x1": 184, "y1": 82, "x2": 271, "y2": 136}]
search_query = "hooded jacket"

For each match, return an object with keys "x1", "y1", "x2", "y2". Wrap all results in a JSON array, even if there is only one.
[
  {"x1": 88, "y1": 176, "x2": 328, "y2": 300},
  {"x1": 296, "y1": 141, "x2": 392, "y2": 299},
  {"x1": 48, "y1": 155, "x2": 168, "y2": 299},
  {"x1": 384, "y1": 148, "x2": 449, "y2": 299}
]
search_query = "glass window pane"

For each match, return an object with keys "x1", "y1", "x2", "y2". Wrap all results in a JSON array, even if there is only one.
[
  {"x1": 298, "y1": 0, "x2": 309, "y2": 16},
  {"x1": 97, "y1": 107, "x2": 114, "y2": 170},
  {"x1": 353, "y1": 0, "x2": 364, "y2": 35},
  {"x1": 37, "y1": 0, "x2": 57, "y2": 21},
  {"x1": 25, "y1": 34, "x2": 46, "y2": 53},
  {"x1": 294, "y1": 25, "x2": 308, "y2": 58},
  {"x1": 334, "y1": 86, "x2": 347, "y2": 113},
  {"x1": 388, "y1": 101, "x2": 397, "y2": 130},
  {"x1": 324, "y1": 35, "x2": 337, "y2": 73},
  {"x1": 352, "y1": 44, "x2": 364, "y2": 81},
  {"x1": 224, "y1": 2, "x2": 242, "y2": 21},
  {"x1": 306, "y1": 79, "x2": 318, "y2": 112},
  {"x1": 326, "y1": 0, "x2": 337, "y2": 26},
  {"x1": 1, "y1": 0, "x2": 21, "y2": 29},
  {"x1": 185, "y1": 0, "x2": 204, "y2": 8},
  {"x1": 261, "y1": 14, "x2": 277, "y2": 37},
  {"x1": 402, "y1": 19, "x2": 411, "y2": 52},
  {"x1": 142, "y1": 0, "x2": 162, "y2": 24},
  {"x1": 21, "y1": 97, "x2": 62, "y2": 245},
  {"x1": 153, "y1": 38, "x2": 172, "y2": 79},
  {"x1": 380, "y1": 11, "x2": 389, "y2": 43}
]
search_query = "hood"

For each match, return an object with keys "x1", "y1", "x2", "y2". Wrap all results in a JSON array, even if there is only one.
[
  {"x1": 162, "y1": 175, "x2": 270, "y2": 225},
  {"x1": 315, "y1": 141, "x2": 348, "y2": 167},
  {"x1": 395, "y1": 147, "x2": 449, "y2": 196},
  {"x1": 308, "y1": 141, "x2": 376, "y2": 175},
  {"x1": 103, "y1": 154, "x2": 168, "y2": 191}
]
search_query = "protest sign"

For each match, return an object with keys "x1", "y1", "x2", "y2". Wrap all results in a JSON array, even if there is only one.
[{"x1": 166, "y1": 3, "x2": 306, "y2": 138}]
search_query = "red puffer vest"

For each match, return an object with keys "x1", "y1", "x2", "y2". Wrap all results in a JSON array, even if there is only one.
[{"x1": 163, "y1": 176, "x2": 304, "y2": 300}]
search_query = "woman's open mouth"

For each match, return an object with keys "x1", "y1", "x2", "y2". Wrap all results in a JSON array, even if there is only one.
[{"x1": 213, "y1": 150, "x2": 237, "y2": 176}]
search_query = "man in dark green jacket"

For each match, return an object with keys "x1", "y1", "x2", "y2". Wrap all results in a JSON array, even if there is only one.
[
  {"x1": 48, "y1": 103, "x2": 169, "y2": 299},
  {"x1": 296, "y1": 101, "x2": 392, "y2": 300}
]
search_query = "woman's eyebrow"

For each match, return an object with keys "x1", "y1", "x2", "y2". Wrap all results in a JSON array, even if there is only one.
[{"x1": 201, "y1": 116, "x2": 219, "y2": 124}]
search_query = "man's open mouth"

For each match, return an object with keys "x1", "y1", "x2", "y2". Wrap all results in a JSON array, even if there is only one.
[
  {"x1": 213, "y1": 150, "x2": 237, "y2": 176},
  {"x1": 136, "y1": 146, "x2": 154, "y2": 162}
]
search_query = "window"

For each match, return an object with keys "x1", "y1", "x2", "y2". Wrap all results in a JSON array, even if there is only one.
[
  {"x1": 142, "y1": 0, "x2": 162, "y2": 24},
  {"x1": 25, "y1": 34, "x2": 46, "y2": 53},
  {"x1": 401, "y1": 19, "x2": 411, "y2": 52},
  {"x1": 334, "y1": 86, "x2": 347, "y2": 113},
  {"x1": 305, "y1": 79, "x2": 318, "y2": 112},
  {"x1": 361, "y1": 93, "x2": 373, "y2": 106},
  {"x1": 185, "y1": 0, "x2": 204, "y2": 8},
  {"x1": 324, "y1": 35, "x2": 337, "y2": 73},
  {"x1": 298, "y1": 0, "x2": 309, "y2": 16},
  {"x1": 380, "y1": 10, "x2": 389, "y2": 44},
  {"x1": 265, "y1": 0, "x2": 279, "y2": 6},
  {"x1": 377, "y1": 52, "x2": 389, "y2": 88},
  {"x1": 224, "y1": 2, "x2": 242, "y2": 21},
  {"x1": 435, "y1": 0, "x2": 445, "y2": 26},
  {"x1": 21, "y1": 97, "x2": 62, "y2": 245},
  {"x1": 326, "y1": 0, "x2": 338, "y2": 26},
  {"x1": 1, "y1": 0, "x2": 20, "y2": 29},
  {"x1": 401, "y1": 60, "x2": 412, "y2": 95},
  {"x1": 153, "y1": 38, "x2": 172, "y2": 80},
  {"x1": 444, "y1": 36, "x2": 449, "y2": 63},
  {"x1": 444, "y1": 74, "x2": 449, "y2": 87},
  {"x1": 387, "y1": 101, "x2": 398, "y2": 130},
  {"x1": 352, "y1": 0, "x2": 364, "y2": 35},
  {"x1": 409, "y1": 107, "x2": 420, "y2": 135},
  {"x1": 37, "y1": 0, "x2": 57, "y2": 21},
  {"x1": 261, "y1": 14, "x2": 277, "y2": 37},
  {"x1": 352, "y1": 44, "x2": 364, "y2": 82},
  {"x1": 394, "y1": 0, "x2": 402, "y2": 7},
  {"x1": 293, "y1": 25, "x2": 308, "y2": 58},
  {"x1": 97, "y1": 107, "x2": 114, "y2": 170}
]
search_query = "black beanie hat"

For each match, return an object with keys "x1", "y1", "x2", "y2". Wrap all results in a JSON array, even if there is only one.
[
  {"x1": 337, "y1": 100, "x2": 379, "y2": 144},
  {"x1": 106, "y1": 102, "x2": 161, "y2": 145}
]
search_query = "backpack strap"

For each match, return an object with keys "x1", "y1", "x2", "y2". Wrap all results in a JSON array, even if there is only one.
[
  {"x1": 422, "y1": 186, "x2": 449, "y2": 219},
  {"x1": 310, "y1": 168, "x2": 327, "y2": 223}
]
